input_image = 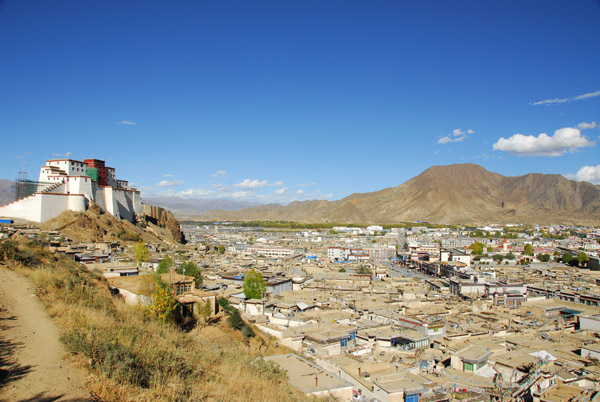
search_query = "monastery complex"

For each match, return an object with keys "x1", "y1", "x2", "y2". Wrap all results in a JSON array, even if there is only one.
[{"x1": 0, "y1": 158, "x2": 141, "y2": 223}]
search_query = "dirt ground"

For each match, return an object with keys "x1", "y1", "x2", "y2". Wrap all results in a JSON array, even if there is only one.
[{"x1": 0, "y1": 266, "x2": 94, "y2": 402}]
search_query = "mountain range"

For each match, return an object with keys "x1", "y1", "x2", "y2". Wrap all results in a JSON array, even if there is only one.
[
  {"x1": 3, "y1": 164, "x2": 599, "y2": 225},
  {"x1": 199, "y1": 164, "x2": 600, "y2": 225},
  {"x1": 143, "y1": 196, "x2": 258, "y2": 217}
]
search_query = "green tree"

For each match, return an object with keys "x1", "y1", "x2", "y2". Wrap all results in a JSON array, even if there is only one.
[
  {"x1": 506, "y1": 252, "x2": 516, "y2": 260},
  {"x1": 157, "y1": 255, "x2": 173, "y2": 274},
  {"x1": 578, "y1": 252, "x2": 589, "y2": 267},
  {"x1": 177, "y1": 260, "x2": 203, "y2": 288},
  {"x1": 134, "y1": 241, "x2": 149, "y2": 266},
  {"x1": 357, "y1": 265, "x2": 373, "y2": 275},
  {"x1": 402, "y1": 242, "x2": 408, "y2": 251},
  {"x1": 562, "y1": 253, "x2": 572, "y2": 264},
  {"x1": 469, "y1": 242, "x2": 485, "y2": 255},
  {"x1": 524, "y1": 244, "x2": 534, "y2": 256},
  {"x1": 487, "y1": 246, "x2": 494, "y2": 253},
  {"x1": 338, "y1": 267, "x2": 346, "y2": 273},
  {"x1": 492, "y1": 254, "x2": 504, "y2": 262},
  {"x1": 218, "y1": 245, "x2": 225, "y2": 254},
  {"x1": 538, "y1": 253, "x2": 550, "y2": 262},
  {"x1": 243, "y1": 269, "x2": 266, "y2": 299}
]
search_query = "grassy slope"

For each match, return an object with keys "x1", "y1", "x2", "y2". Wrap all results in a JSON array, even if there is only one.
[{"x1": 2, "y1": 239, "x2": 314, "y2": 402}]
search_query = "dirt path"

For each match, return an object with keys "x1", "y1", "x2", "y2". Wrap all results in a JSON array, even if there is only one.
[{"x1": 0, "y1": 265, "x2": 93, "y2": 402}]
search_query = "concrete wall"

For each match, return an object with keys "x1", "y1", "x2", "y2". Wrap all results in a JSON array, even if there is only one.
[
  {"x1": 579, "y1": 316, "x2": 600, "y2": 332},
  {"x1": 310, "y1": 387, "x2": 353, "y2": 401},
  {"x1": 113, "y1": 287, "x2": 152, "y2": 306},
  {"x1": 580, "y1": 347, "x2": 600, "y2": 360}
]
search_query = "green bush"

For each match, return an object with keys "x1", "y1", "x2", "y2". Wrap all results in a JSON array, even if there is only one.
[
  {"x1": 228, "y1": 309, "x2": 243, "y2": 330},
  {"x1": 14, "y1": 248, "x2": 41, "y2": 267},
  {"x1": 218, "y1": 297, "x2": 235, "y2": 312}
]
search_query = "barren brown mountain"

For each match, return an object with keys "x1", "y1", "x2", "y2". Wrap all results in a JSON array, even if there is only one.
[{"x1": 201, "y1": 163, "x2": 600, "y2": 225}]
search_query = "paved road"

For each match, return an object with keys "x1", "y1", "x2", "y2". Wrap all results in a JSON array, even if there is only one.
[{"x1": 384, "y1": 262, "x2": 430, "y2": 280}]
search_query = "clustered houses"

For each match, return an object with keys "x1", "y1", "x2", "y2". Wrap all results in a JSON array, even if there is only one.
[
  {"x1": 0, "y1": 157, "x2": 142, "y2": 223},
  {"x1": 5, "y1": 207, "x2": 600, "y2": 401},
  {"x1": 171, "y1": 222, "x2": 600, "y2": 401}
]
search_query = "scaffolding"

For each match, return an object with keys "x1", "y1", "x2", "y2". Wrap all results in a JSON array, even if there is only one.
[{"x1": 15, "y1": 172, "x2": 55, "y2": 201}]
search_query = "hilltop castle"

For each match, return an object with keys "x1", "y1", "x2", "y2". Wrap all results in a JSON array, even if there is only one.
[{"x1": 0, "y1": 158, "x2": 142, "y2": 223}]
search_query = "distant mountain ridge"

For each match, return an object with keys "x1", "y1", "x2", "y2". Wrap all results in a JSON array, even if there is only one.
[
  {"x1": 0, "y1": 180, "x2": 15, "y2": 206},
  {"x1": 143, "y1": 196, "x2": 258, "y2": 217},
  {"x1": 199, "y1": 163, "x2": 600, "y2": 225}
]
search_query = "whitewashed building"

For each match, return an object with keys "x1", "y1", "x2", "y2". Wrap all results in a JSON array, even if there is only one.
[{"x1": 0, "y1": 158, "x2": 142, "y2": 223}]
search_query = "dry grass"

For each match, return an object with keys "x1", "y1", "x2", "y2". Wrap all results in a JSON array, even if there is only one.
[{"x1": 2, "y1": 240, "x2": 318, "y2": 402}]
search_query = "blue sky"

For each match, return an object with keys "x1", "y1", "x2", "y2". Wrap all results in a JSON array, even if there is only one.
[{"x1": 1, "y1": 1, "x2": 599, "y2": 204}]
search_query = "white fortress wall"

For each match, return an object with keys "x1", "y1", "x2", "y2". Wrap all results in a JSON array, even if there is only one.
[
  {"x1": 39, "y1": 193, "x2": 86, "y2": 222},
  {"x1": 2, "y1": 158, "x2": 141, "y2": 223},
  {"x1": 103, "y1": 186, "x2": 117, "y2": 219},
  {"x1": 133, "y1": 190, "x2": 142, "y2": 215},
  {"x1": 0, "y1": 193, "x2": 44, "y2": 222},
  {"x1": 112, "y1": 188, "x2": 136, "y2": 222}
]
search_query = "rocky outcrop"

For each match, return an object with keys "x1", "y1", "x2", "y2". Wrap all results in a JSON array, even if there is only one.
[{"x1": 142, "y1": 204, "x2": 186, "y2": 244}]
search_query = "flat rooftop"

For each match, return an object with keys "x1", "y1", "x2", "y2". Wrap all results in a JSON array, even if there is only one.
[{"x1": 264, "y1": 354, "x2": 352, "y2": 394}]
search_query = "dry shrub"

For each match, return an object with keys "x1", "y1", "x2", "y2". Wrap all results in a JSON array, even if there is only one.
[{"x1": 4, "y1": 242, "x2": 310, "y2": 402}]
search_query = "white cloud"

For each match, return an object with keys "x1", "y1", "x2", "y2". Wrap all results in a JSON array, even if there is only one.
[
  {"x1": 574, "y1": 90, "x2": 600, "y2": 101},
  {"x1": 493, "y1": 127, "x2": 595, "y2": 157},
  {"x1": 162, "y1": 174, "x2": 174, "y2": 177},
  {"x1": 52, "y1": 151, "x2": 72, "y2": 157},
  {"x1": 438, "y1": 128, "x2": 474, "y2": 144},
  {"x1": 118, "y1": 120, "x2": 137, "y2": 125},
  {"x1": 272, "y1": 180, "x2": 284, "y2": 186},
  {"x1": 234, "y1": 179, "x2": 268, "y2": 189},
  {"x1": 565, "y1": 164, "x2": 600, "y2": 184},
  {"x1": 157, "y1": 179, "x2": 184, "y2": 187},
  {"x1": 15, "y1": 155, "x2": 24, "y2": 159},
  {"x1": 438, "y1": 135, "x2": 466, "y2": 144},
  {"x1": 142, "y1": 179, "x2": 331, "y2": 205},
  {"x1": 212, "y1": 170, "x2": 227, "y2": 178},
  {"x1": 531, "y1": 90, "x2": 600, "y2": 106},
  {"x1": 179, "y1": 188, "x2": 213, "y2": 197},
  {"x1": 578, "y1": 121, "x2": 597, "y2": 130}
]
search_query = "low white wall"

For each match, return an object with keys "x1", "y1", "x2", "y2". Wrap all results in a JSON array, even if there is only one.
[
  {"x1": 0, "y1": 193, "x2": 43, "y2": 222},
  {"x1": 40, "y1": 193, "x2": 85, "y2": 221}
]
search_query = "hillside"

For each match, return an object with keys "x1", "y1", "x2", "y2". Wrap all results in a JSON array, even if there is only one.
[
  {"x1": 0, "y1": 239, "x2": 305, "y2": 402},
  {"x1": 40, "y1": 202, "x2": 185, "y2": 245},
  {"x1": 201, "y1": 163, "x2": 600, "y2": 225}
]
